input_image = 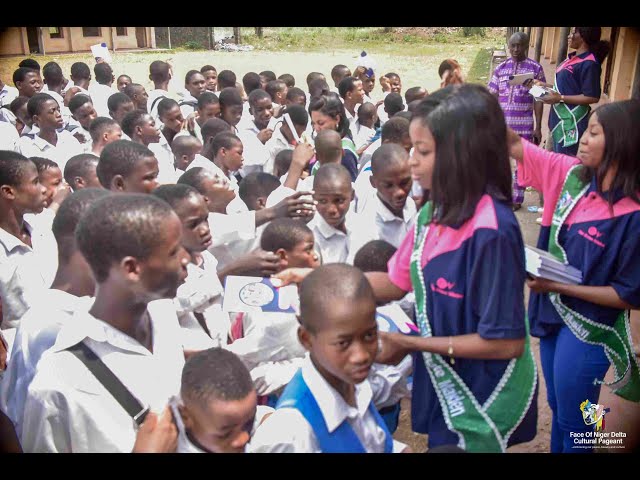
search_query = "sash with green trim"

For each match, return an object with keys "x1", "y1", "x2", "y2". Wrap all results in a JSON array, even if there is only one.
[
  {"x1": 310, "y1": 138, "x2": 358, "y2": 176},
  {"x1": 550, "y1": 71, "x2": 589, "y2": 148},
  {"x1": 410, "y1": 201, "x2": 537, "y2": 452},
  {"x1": 546, "y1": 165, "x2": 640, "y2": 402}
]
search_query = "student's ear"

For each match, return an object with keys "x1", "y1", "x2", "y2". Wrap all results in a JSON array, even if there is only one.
[
  {"x1": 120, "y1": 255, "x2": 142, "y2": 281},
  {"x1": 350, "y1": 189, "x2": 355, "y2": 202},
  {"x1": 297, "y1": 324, "x2": 313, "y2": 352},
  {"x1": 177, "y1": 404, "x2": 194, "y2": 431},
  {"x1": 135, "y1": 125, "x2": 143, "y2": 138},
  {"x1": 369, "y1": 175, "x2": 377, "y2": 189},
  {"x1": 0, "y1": 185, "x2": 16, "y2": 200},
  {"x1": 73, "y1": 177, "x2": 85, "y2": 190},
  {"x1": 275, "y1": 248, "x2": 288, "y2": 263},
  {"x1": 255, "y1": 196, "x2": 267, "y2": 210},
  {"x1": 111, "y1": 175, "x2": 126, "y2": 192}
]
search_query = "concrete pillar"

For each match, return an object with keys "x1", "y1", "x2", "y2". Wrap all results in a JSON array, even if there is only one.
[
  {"x1": 610, "y1": 27, "x2": 640, "y2": 101},
  {"x1": 67, "y1": 27, "x2": 75, "y2": 52},
  {"x1": 534, "y1": 27, "x2": 544, "y2": 63},
  {"x1": 543, "y1": 27, "x2": 552, "y2": 58},
  {"x1": 556, "y1": 27, "x2": 570, "y2": 64},
  {"x1": 550, "y1": 27, "x2": 562, "y2": 64}
]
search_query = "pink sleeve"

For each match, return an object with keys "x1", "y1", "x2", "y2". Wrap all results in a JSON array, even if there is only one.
[
  {"x1": 518, "y1": 138, "x2": 580, "y2": 195},
  {"x1": 387, "y1": 225, "x2": 416, "y2": 292}
]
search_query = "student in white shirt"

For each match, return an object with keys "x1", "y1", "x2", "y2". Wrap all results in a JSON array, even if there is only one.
[
  {"x1": 0, "y1": 77, "x2": 19, "y2": 110},
  {"x1": 40, "y1": 62, "x2": 66, "y2": 112},
  {"x1": 188, "y1": 92, "x2": 221, "y2": 144},
  {"x1": 219, "y1": 86, "x2": 244, "y2": 134},
  {"x1": 67, "y1": 94, "x2": 97, "y2": 150},
  {"x1": 0, "y1": 121, "x2": 19, "y2": 151},
  {"x1": 240, "y1": 72, "x2": 262, "y2": 124},
  {"x1": 338, "y1": 76, "x2": 365, "y2": 137},
  {"x1": 248, "y1": 264, "x2": 410, "y2": 453},
  {"x1": 88, "y1": 63, "x2": 117, "y2": 117},
  {"x1": 157, "y1": 97, "x2": 186, "y2": 147},
  {"x1": 9, "y1": 96, "x2": 34, "y2": 139},
  {"x1": 356, "y1": 144, "x2": 416, "y2": 248},
  {"x1": 116, "y1": 74, "x2": 132, "y2": 93},
  {"x1": 356, "y1": 116, "x2": 412, "y2": 211},
  {"x1": 265, "y1": 79, "x2": 288, "y2": 116},
  {"x1": 377, "y1": 72, "x2": 403, "y2": 125},
  {"x1": 121, "y1": 110, "x2": 174, "y2": 185},
  {"x1": 18, "y1": 93, "x2": 83, "y2": 172},
  {"x1": 123, "y1": 83, "x2": 149, "y2": 113},
  {"x1": 147, "y1": 61, "x2": 172, "y2": 122},
  {"x1": 236, "y1": 89, "x2": 275, "y2": 175},
  {"x1": 355, "y1": 65, "x2": 377, "y2": 104},
  {"x1": 0, "y1": 151, "x2": 49, "y2": 333},
  {"x1": 264, "y1": 104, "x2": 309, "y2": 176},
  {"x1": 21, "y1": 193, "x2": 190, "y2": 452},
  {"x1": 96, "y1": 139, "x2": 160, "y2": 194},
  {"x1": 200, "y1": 65, "x2": 218, "y2": 93},
  {"x1": 89, "y1": 116, "x2": 123, "y2": 157},
  {"x1": 0, "y1": 188, "x2": 109, "y2": 439},
  {"x1": 171, "y1": 135, "x2": 202, "y2": 182},
  {"x1": 353, "y1": 102, "x2": 377, "y2": 153},
  {"x1": 13, "y1": 67, "x2": 42, "y2": 101},
  {"x1": 69, "y1": 62, "x2": 91, "y2": 95},
  {"x1": 172, "y1": 348, "x2": 273, "y2": 453},
  {"x1": 152, "y1": 184, "x2": 228, "y2": 349},
  {"x1": 308, "y1": 164, "x2": 366, "y2": 264},
  {"x1": 63, "y1": 153, "x2": 102, "y2": 191},
  {"x1": 29, "y1": 157, "x2": 70, "y2": 214},
  {"x1": 330, "y1": 64, "x2": 352, "y2": 94},
  {"x1": 107, "y1": 92, "x2": 135, "y2": 133},
  {"x1": 180, "y1": 70, "x2": 207, "y2": 118}
]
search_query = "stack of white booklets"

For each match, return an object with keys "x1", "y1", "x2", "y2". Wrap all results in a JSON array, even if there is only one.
[{"x1": 525, "y1": 245, "x2": 582, "y2": 284}]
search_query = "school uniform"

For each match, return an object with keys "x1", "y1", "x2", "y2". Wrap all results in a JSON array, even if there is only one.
[
  {"x1": 357, "y1": 194, "x2": 417, "y2": 248},
  {"x1": 0, "y1": 217, "x2": 58, "y2": 331},
  {"x1": 207, "y1": 211, "x2": 257, "y2": 272},
  {"x1": 0, "y1": 290, "x2": 93, "y2": 439},
  {"x1": 186, "y1": 154, "x2": 249, "y2": 214},
  {"x1": 352, "y1": 121, "x2": 376, "y2": 152},
  {"x1": 518, "y1": 138, "x2": 640, "y2": 452},
  {"x1": 147, "y1": 88, "x2": 170, "y2": 123},
  {"x1": 21, "y1": 299, "x2": 185, "y2": 452},
  {"x1": 174, "y1": 250, "x2": 228, "y2": 350},
  {"x1": 308, "y1": 211, "x2": 367, "y2": 265},
  {"x1": 247, "y1": 354, "x2": 406, "y2": 453},
  {"x1": 387, "y1": 194, "x2": 537, "y2": 450},
  {"x1": 358, "y1": 138, "x2": 381, "y2": 171},
  {"x1": 264, "y1": 126, "x2": 293, "y2": 176},
  {"x1": 18, "y1": 129, "x2": 83, "y2": 172},
  {"x1": 88, "y1": 83, "x2": 117, "y2": 117},
  {"x1": 148, "y1": 137, "x2": 177, "y2": 186},
  {"x1": 236, "y1": 127, "x2": 270, "y2": 176},
  {"x1": 0, "y1": 121, "x2": 20, "y2": 151},
  {"x1": 170, "y1": 397, "x2": 274, "y2": 453},
  {"x1": 0, "y1": 83, "x2": 18, "y2": 109},
  {"x1": 179, "y1": 92, "x2": 199, "y2": 118}
]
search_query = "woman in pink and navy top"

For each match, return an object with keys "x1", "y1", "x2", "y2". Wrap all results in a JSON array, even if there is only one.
[
  {"x1": 508, "y1": 99, "x2": 640, "y2": 452},
  {"x1": 368, "y1": 84, "x2": 538, "y2": 452}
]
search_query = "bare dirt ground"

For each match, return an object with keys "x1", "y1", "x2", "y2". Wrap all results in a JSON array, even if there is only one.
[{"x1": 393, "y1": 189, "x2": 552, "y2": 453}]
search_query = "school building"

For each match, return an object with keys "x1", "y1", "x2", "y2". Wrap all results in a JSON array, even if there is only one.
[
  {"x1": 0, "y1": 27, "x2": 156, "y2": 56},
  {"x1": 510, "y1": 26, "x2": 640, "y2": 101}
]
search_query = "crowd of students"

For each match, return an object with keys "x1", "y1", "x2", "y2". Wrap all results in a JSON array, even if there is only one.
[{"x1": 0, "y1": 37, "x2": 639, "y2": 453}]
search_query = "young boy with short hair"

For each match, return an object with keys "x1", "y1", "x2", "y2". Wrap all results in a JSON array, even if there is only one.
[
  {"x1": 69, "y1": 62, "x2": 91, "y2": 94},
  {"x1": 200, "y1": 65, "x2": 218, "y2": 93},
  {"x1": 67, "y1": 94, "x2": 97, "y2": 149},
  {"x1": 218, "y1": 70, "x2": 237, "y2": 90},
  {"x1": 13, "y1": 67, "x2": 42, "y2": 99},
  {"x1": 107, "y1": 92, "x2": 135, "y2": 133},
  {"x1": 147, "y1": 61, "x2": 172, "y2": 121},
  {"x1": 181, "y1": 71, "x2": 207, "y2": 118},
  {"x1": 172, "y1": 347, "x2": 273, "y2": 453},
  {"x1": 278, "y1": 73, "x2": 295, "y2": 88},
  {"x1": 248, "y1": 263, "x2": 410, "y2": 453},
  {"x1": 157, "y1": 98, "x2": 185, "y2": 146},
  {"x1": 353, "y1": 102, "x2": 377, "y2": 152},
  {"x1": 191, "y1": 92, "x2": 221, "y2": 143},
  {"x1": 286, "y1": 87, "x2": 307, "y2": 108},
  {"x1": 171, "y1": 135, "x2": 202, "y2": 181},
  {"x1": 264, "y1": 104, "x2": 309, "y2": 175},
  {"x1": 123, "y1": 83, "x2": 149, "y2": 113},
  {"x1": 89, "y1": 116, "x2": 123, "y2": 156},
  {"x1": 96, "y1": 139, "x2": 159, "y2": 194},
  {"x1": 265, "y1": 80, "x2": 288, "y2": 116},
  {"x1": 331, "y1": 64, "x2": 352, "y2": 93},
  {"x1": 21, "y1": 193, "x2": 190, "y2": 452},
  {"x1": 116, "y1": 74, "x2": 132, "y2": 93},
  {"x1": 218, "y1": 87, "x2": 244, "y2": 131},
  {"x1": 404, "y1": 86, "x2": 428, "y2": 105},
  {"x1": 338, "y1": 76, "x2": 365, "y2": 131},
  {"x1": 89, "y1": 63, "x2": 117, "y2": 117},
  {"x1": 63, "y1": 153, "x2": 101, "y2": 190}
]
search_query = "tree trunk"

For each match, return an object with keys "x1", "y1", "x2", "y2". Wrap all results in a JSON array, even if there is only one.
[
  {"x1": 233, "y1": 27, "x2": 241, "y2": 45},
  {"x1": 255, "y1": 27, "x2": 263, "y2": 38}
]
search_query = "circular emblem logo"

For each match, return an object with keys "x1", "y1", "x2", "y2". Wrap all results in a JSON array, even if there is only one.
[{"x1": 239, "y1": 282, "x2": 274, "y2": 307}]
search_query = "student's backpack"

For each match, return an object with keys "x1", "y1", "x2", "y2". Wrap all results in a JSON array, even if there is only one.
[
  {"x1": 178, "y1": 100, "x2": 198, "y2": 109},
  {"x1": 150, "y1": 95, "x2": 168, "y2": 115}
]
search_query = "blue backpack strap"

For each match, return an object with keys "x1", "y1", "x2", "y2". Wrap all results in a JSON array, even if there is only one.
[
  {"x1": 367, "y1": 402, "x2": 394, "y2": 453},
  {"x1": 277, "y1": 369, "x2": 366, "y2": 453}
]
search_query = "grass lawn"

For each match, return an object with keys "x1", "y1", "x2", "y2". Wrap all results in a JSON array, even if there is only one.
[{"x1": 1, "y1": 27, "x2": 505, "y2": 99}]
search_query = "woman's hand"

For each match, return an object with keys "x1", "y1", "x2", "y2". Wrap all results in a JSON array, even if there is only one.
[
  {"x1": 376, "y1": 331, "x2": 411, "y2": 365},
  {"x1": 540, "y1": 90, "x2": 562, "y2": 105},
  {"x1": 526, "y1": 275, "x2": 563, "y2": 294},
  {"x1": 271, "y1": 267, "x2": 314, "y2": 287}
]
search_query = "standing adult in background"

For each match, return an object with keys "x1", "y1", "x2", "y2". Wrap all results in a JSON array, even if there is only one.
[{"x1": 489, "y1": 31, "x2": 546, "y2": 210}]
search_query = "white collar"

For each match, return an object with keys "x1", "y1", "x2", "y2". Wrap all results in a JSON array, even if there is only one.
[
  {"x1": 31, "y1": 131, "x2": 59, "y2": 150},
  {"x1": 301, "y1": 354, "x2": 373, "y2": 433},
  {"x1": 0, "y1": 219, "x2": 33, "y2": 253},
  {"x1": 314, "y1": 214, "x2": 349, "y2": 240},
  {"x1": 373, "y1": 194, "x2": 413, "y2": 223}
]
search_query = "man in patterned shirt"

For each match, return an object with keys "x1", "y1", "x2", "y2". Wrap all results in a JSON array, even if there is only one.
[{"x1": 489, "y1": 32, "x2": 546, "y2": 208}]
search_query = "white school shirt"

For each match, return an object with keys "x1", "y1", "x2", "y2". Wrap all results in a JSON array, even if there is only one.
[
  {"x1": 88, "y1": 83, "x2": 117, "y2": 117},
  {"x1": 358, "y1": 138, "x2": 381, "y2": 172},
  {"x1": 0, "y1": 290, "x2": 93, "y2": 438},
  {"x1": 148, "y1": 139, "x2": 177, "y2": 186},
  {"x1": 0, "y1": 121, "x2": 20, "y2": 151},
  {"x1": 247, "y1": 354, "x2": 407, "y2": 453},
  {"x1": 186, "y1": 154, "x2": 248, "y2": 214},
  {"x1": 171, "y1": 396, "x2": 273, "y2": 453},
  {"x1": 352, "y1": 121, "x2": 376, "y2": 152},
  {"x1": 0, "y1": 83, "x2": 18, "y2": 108},
  {"x1": 21, "y1": 299, "x2": 185, "y2": 453},
  {"x1": 264, "y1": 126, "x2": 292, "y2": 176},
  {"x1": 236, "y1": 128, "x2": 269, "y2": 175},
  {"x1": 147, "y1": 89, "x2": 170, "y2": 122},
  {"x1": 356, "y1": 194, "x2": 417, "y2": 248},
  {"x1": 174, "y1": 250, "x2": 228, "y2": 350},
  {"x1": 179, "y1": 92, "x2": 198, "y2": 118},
  {"x1": 18, "y1": 130, "x2": 83, "y2": 172},
  {"x1": 308, "y1": 212, "x2": 367, "y2": 265},
  {"x1": 0, "y1": 218, "x2": 57, "y2": 330}
]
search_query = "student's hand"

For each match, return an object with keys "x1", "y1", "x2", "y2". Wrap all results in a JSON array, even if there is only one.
[
  {"x1": 236, "y1": 248, "x2": 283, "y2": 277},
  {"x1": 271, "y1": 267, "x2": 314, "y2": 287},
  {"x1": 540, "y1": 90, "x2": 561, "y2": 105},
  {"x1": 182, "y1": 112, "x2": 198, "y2": 133},
  {"x1": 522, "y1": 78, "x2": 535, "y2": 88},
  {"x1": 132, "y1": 406, "x2": 178, "y2": 453},
  {"x1": 375, "y1": 99, "x2": 385, "y2": 108},
  {"x1": 291, "y1": 142, "x2": 315, "y2": 169},
  {"x1": 380, "y1": 76, "x2": 391, "y2": 93},
  {"x1": 526, "y1": 275, "x2": 562, "y2": 294},
  {"x1": 271, "y1": 191, "x2": 316, "y2": 220},
  {"x1": 73, "y1": 131, "x2": 87, "y2": 144},
  {"x1": 95, "y1": 57, "x2": 105, "y2": 64},
  {"x1": 532, "y1": 128, "x2": 542, "y2": 146},
  {"x1": 376, "y1": 332, "x2": 411, "y2": 365},
  {"x1": 257, "y1": 128, "x2": 274, "y2": 144},
  {"x1": 401, "y1": 446, "x2": 414, "y2": 453},
  {"x1": 63, "y1": 87, "x2": 81, "y2": 107},
  {"x1": 0, "y1": 330, "x2": 8, "y2": 371},
  {"x1": 49, "y1": 184, "x2": 72, "y2": 213}
]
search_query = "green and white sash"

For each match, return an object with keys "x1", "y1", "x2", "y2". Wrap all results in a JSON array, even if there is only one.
[
  {"x1": 547, "y1": 165, "x2": 640, "y2": 402},
  {"x1": 550, "y1": 72, "x2": 589, "y2": 148},
  {"x1": 410, "y1": 202, "x2": 537, "y2": 452}
]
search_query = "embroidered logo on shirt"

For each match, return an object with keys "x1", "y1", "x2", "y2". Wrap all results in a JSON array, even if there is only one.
[
  {"x1": 431, "y1": 277, "x2": 464, "y2": 299},
  {"x1": 578, "y1": 226, "x2": 605, "y2": 248}
]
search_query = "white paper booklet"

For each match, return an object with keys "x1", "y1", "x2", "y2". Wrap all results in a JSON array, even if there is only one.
[
  {"x1": 525, "y1": 245, "x2": 582, "y2": 285},
  {"x1": 223, "y1": 276, "x2": 299, "y2": 314}
]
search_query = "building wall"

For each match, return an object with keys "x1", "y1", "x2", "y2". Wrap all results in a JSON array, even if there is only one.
[
  {"x1": 0, "y1": 27, "x2": 27, "y2": 56},
  {"x1": 609, "y1": 27, "x2": 640, "y2": 101}
]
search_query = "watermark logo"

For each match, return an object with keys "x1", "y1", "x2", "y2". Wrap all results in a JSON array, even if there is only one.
[{"x1": 580, "y1": 399, "x2": 609, "y2": 431}]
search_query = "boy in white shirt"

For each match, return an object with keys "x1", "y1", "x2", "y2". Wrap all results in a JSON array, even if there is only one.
[
  {"x1": 123, "y1": 83, "x2": 149, "y2": 113},
  {"x1": 89, "y1": 117, "x2": 122, "y2": 157},
  {"x1": 40, "y1": 62, "x2": 66, "y2": 114},
  {"x1": 13, "y1": 67, "x2": 42, "y2": 101},
  {"x1": 116, "y1": 74, "x2": 132, "y2": 93},
  {"x1": 377, "y1": 72, "x2": 403, "y2": 125},
  {"x1": 265, "y1": 79, "x2": 288, "y2": 117},
  {"x1": 21, "y1": 193, "x2": 190, "y2": 452},
  {"x1": 180, "y1": 70, "x2": 207, "y2": 118},
  {"x1": 218, "y1": 86, "x2": 244, "y2": 133},
  {"x1": 63, "y1": 153, "x2": 102, "y2": 191},
  {"x1": 69, "y1": 62, "x2": 91, "y2": 94},
  {"x1": 330, "y1": 64, "x2": 351, "y2": 94},
  {"x1": 88, "y1": 63, "x2": 117, "y2": 117},
  {"x1": 338, "y1": 76, "x2": 365, "y2": 137},
  {"x1": 0, "y1": 77, "x2": 19, "y2": 110},
  {"x1": 19, "y1": 93, "x2": 83, "y2": 171},
  {"x1": 264, "y1": 104, "x2": 309, "y2": 175},
  {"x1": 189, "y1": 92, "x2": 221, "y2": 144},
  {"x1": 0, "y1": 188, "x2": 109, "y2": 439},
  {"x1": 67, "y1": 94, "x2": 97, "y2": 149},
  {"x1": 171, "y1": 135, "x2": 202, "y2": 182},
  {"x1": 356, "y1": 144, "x2": 416, "y2": 248},
  {"x1": 353, "y1": 102, "x2": 377, "y2": 153},
  {"x1": 172, "y1": 348, "x2": 273, "y2": 453},
  {"x1": 248, "y1": 264, "x2": 410, "y2": 453},
  {"x1": 96, "y1": 139, "x2": 160, "y2": 194},
  {"x1": 147, "y1": 61, "x2": 172, "y2": 122}
]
